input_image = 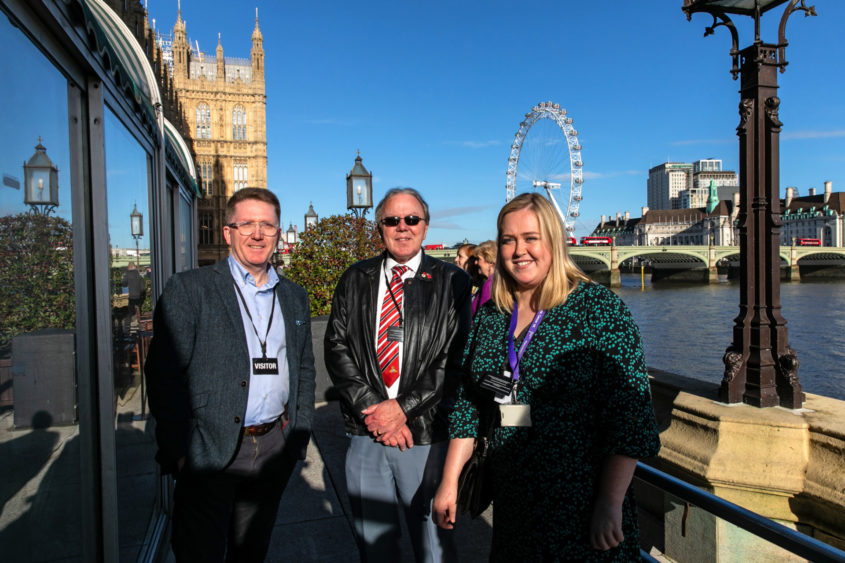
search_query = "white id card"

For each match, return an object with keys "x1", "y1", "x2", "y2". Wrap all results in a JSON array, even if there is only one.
[{"x1": 499, "y1": 404, "x2": 531, "y2": 427}]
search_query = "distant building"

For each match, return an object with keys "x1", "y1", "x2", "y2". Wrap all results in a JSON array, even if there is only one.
[
  {"x1": 680, "y1": 187, "x2": 708, "y2": 209},
  {"x1": 781, "y1": 181, "x2": 845, "y2": 246},
  {"x1": 591, "y1": 192, "x2": 740, "y2": 246},
  {"x1": 648, "y1": 162, "x2": 692, "y2": 210},
  {"x1": 597, "y1": 180, "x2": 845, "y2": 247},
  {"x1": 159, "y1": 8, "x2": 268, "y2": 265},
  {"x1": 648, "y1": 159, "x2": 738, "y2": 210}
]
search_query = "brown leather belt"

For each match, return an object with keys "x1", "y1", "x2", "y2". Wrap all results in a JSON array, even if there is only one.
[{"x1": 243, "y1": 405, "x2": 289, "y2": 436}]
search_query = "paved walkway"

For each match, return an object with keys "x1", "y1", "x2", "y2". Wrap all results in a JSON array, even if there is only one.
[{"x1": 167, "y1": 400, "x2": 494, "y2": 562}]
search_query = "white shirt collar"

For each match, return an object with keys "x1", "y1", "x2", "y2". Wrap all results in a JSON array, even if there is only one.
[{"x1": 384, "y1": 249, "x2": 423, "y2": 277}]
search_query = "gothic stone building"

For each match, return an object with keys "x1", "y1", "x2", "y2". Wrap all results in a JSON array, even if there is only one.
[{"x1": 166, "y1": 8, "x2": 268, "y2": 265}]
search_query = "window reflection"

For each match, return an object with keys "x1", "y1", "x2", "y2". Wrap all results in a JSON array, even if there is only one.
[
  {"x1": 177, "y1": 189, "x2": 193, "y2": 271},
  {"x1": 0, "y1": 10, "x2": 81, "y2": 562},
  {"x1": 103, "y1": 108, "x2": 157, "y2": 561}
]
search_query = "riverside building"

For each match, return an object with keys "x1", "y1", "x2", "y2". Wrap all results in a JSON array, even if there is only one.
[
  {"x1": 593, "y1": 181, "x2": 740, "y2": 246},
  {"x1": 780, "y1": 181, "x2": 845, "y2": 246},
  {"x1": 595, "y1": 180, "x2": 845, "y2": 248}
]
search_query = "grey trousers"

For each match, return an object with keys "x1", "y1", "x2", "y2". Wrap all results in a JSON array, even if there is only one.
[{"x1": 345, "y1": 435, "x2": 456, "y2": 563}]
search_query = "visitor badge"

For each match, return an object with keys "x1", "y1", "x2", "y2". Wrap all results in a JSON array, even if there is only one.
[
  {"x1": 387, "y1": 325, "x2": 404, "y2": 343},
  {"x1": 252, "y1": 357, "x2": 279, "y2": 375},
  {"x1": 499, "y1": 404, "x2": 531, "y2": 427}
]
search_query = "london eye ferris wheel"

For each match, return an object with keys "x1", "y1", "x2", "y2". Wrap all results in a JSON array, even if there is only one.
[{"x1": 505, "y1": 101, "x2": 584, "y2": 233}]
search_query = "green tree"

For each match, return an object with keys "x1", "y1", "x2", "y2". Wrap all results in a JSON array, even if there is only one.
[
  {"x1": 0, "y1": 213, "x2": 75, "y2": 356},
  {"x1": 286, "y1": 214, "x2": 383, "y2": 317}
]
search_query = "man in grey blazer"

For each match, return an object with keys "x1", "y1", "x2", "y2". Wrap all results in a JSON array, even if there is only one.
[{"x1": 146, "y1": 188, "x2": 315, "y2": 563}]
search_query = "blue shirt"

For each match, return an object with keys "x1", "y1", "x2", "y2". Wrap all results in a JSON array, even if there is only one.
[{"x1": 228, "y1": 256, "x2": 289, "y2": 426}]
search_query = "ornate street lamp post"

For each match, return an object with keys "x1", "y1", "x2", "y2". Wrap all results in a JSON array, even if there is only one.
[
  {"x1": 683, "y1": 0, "x2": 815, "y2": 408},
  {"x1": 346, "y1": 151, "x2": 373, "y2": 218},
  {"x1": 130, "y1": 203, "x2": 144, "y2": 264},
  {"x1": 23, "y1": 138, "x2": 59, "y2": 216}
]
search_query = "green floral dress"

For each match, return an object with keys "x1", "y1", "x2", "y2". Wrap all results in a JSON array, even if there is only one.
[{"x1": 450, "y1": 282, "x2": 660, "y2": 562}]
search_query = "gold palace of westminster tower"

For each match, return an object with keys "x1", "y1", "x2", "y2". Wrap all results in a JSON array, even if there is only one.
[{"x1": 159, "y1": 7, "x2": 268, "y2": 265}]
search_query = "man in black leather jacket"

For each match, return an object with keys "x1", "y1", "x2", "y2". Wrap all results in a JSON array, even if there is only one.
[{"x1": 325, "y1": 187, "x2": 471, "y2": 563}]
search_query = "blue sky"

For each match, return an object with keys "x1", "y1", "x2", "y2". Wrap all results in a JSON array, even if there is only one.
[{"x1": 147, "y1": 0, "x2": 845, "y2": 245}]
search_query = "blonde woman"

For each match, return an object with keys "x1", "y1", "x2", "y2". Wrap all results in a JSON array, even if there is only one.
[
  {"x1": 433, "y1": 193, "x2": 660, "y2": 561},
  {"x1": 471, "y1": 240, "x2": 497, "y2": 316}
]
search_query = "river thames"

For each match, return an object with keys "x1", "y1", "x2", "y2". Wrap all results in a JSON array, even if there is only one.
[{"x1": 614, "y1": 275, "x2": 845, "y2": 401}]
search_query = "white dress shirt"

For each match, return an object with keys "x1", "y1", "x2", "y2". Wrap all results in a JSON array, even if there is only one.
[{"x1": 374, "y1": 250, "x2": 422, "y2": 399}]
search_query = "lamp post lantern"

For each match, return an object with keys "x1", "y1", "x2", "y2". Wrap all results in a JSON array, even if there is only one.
[
  {"x1": 346, "y1": 151, "x2": 373, "y2": 218},
  {"x1": 23, "y1": 138, "x2": 59, "y2": 216},
  {"x1": 130, "y1": 203, "x2": 144, "y2": 264},
  {"x1": 304, "y1": 203, "x2": 318, "y2": 232},
  {"x1": 286, "y1": 223, "x2": 297, "y2": 246},
  {"x1": 683, "y1": 0, "x2": 815, "y2": 408}
]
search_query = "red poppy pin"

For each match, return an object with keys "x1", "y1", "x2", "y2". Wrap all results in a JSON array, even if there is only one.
[{"x1": 421, "y1": 272, "x2": 431, "y2": 280}]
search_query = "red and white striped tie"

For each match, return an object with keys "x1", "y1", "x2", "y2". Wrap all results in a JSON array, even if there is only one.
[{"x1": 377, "y1": 265, "x2": 408, "y2": 388}]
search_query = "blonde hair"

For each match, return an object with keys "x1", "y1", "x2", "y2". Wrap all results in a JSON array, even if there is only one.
[
  {"x1": 473, "y1": 240, "x2": 497, "y2": 264},
  {"x1": 491, "y1": 193, "x2": 589, "y2": 312}
]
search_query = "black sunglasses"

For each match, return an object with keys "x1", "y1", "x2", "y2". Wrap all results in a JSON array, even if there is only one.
[{"x1": 380, "y1": 215, "x2": 423, "y2": 227}]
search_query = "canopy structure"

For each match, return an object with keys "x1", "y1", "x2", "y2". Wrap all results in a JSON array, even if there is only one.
[
  {"x1": 164, "y1": 118, "x2": 199, "y2": 194},
  {"x1": 80, "y1": 0, "x2": 197, "y2": 190}
]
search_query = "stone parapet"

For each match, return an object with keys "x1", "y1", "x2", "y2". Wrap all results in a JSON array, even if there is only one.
[{"x1": 642, "y1": 369, "x2": 845, "y2": 561}]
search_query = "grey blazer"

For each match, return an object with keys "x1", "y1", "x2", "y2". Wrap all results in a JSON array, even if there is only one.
[{"x1": 145, "y1": 259, "x2": 316, "y2": 473}]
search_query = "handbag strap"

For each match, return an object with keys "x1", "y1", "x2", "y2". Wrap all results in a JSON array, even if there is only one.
[{"x1": 475, "y1": 388, "x2": 498, "y2": 441}]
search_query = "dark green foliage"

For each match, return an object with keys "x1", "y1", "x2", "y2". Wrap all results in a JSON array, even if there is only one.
[
  {"x1": 286, "y1": 214, "x2": 383, "y2": 317},
  {"x1": 0, "y1": 213, "x2": 75, "y2": 355}
]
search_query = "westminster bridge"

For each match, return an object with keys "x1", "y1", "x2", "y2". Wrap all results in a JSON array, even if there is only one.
[{"x1": 427, "y1": 245, "x2": 845, "y2": 286}]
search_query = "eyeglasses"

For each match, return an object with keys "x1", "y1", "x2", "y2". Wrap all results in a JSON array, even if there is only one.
[
  {"x1": 380, "y1": 215, "x2": 424, "y2": 227},
  {"x1": 227, "y1": 221, "x2": 279, "y2": 236}
]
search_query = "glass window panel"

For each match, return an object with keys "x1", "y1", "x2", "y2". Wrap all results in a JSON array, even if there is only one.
[
  {"x1": 0, "y1": 11, "x2": 81, "y2": 562},
  {"x1": 103, "y1": 108, "x2": 157, "y2": 561},
  {"x1": 178, "y1": 190, "x2": 193, "y2": 271}
]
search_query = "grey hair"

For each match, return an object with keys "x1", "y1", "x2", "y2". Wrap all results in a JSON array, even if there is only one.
[{"x1": 374, "y1": 187, "x2": 430, "y2": 224}]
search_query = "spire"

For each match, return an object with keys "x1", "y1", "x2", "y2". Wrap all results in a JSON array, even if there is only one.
[
  {"x1": 251, "y1": 6, "x2": 265, "y2": 78},
  {"x1": 252, "y1": 6, "x2": 263, "y2": 42},
  {"x1": 706, "y1": 179, "x2": 719, "y2": 213},
  {"x1": 172, "y1": 0, "x2": 189, "y2": 74},
  {"x1": 216, "y1": 32, "x2": 224, "y2": 82}
]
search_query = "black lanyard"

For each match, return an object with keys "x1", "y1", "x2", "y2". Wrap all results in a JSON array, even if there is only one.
[
  {"x1": 384, "y1": 265, "x2": 406, "y2": 325},
  {"x1": 232, "y1": 282, "x2": 276, "y2": 359}
]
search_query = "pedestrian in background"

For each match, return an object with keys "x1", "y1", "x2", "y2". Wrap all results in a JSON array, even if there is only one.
[
  {"x1": 454, "y1": 243, "x2": 476, "y2": 272},
  {"x1": 470, "y1": 240, "x2": 497, "y2": 317},
  {"x1": 122, "y1": 261, "x2": 145, "y2": 323}
]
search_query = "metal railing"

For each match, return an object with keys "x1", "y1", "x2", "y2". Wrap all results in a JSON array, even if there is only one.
[{"x1": 634, "y1": 463, "x2": 845, "y2": 563}]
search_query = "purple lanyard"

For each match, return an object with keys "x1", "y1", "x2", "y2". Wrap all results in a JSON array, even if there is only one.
[{"x1": 507, "y1": 304, "x2": 545, "y2": 384}]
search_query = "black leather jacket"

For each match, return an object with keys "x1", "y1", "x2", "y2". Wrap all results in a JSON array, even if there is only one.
[{"x1": 324, "y1": 251, "x2": 472, "y2": 444}]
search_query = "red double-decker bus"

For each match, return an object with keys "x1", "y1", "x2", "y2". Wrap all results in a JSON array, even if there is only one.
[
  {"x1": 796, "y1": 238, "x2": 821, "y2": 246},
  {"x1": 580, "y1": 236, "x2": 612, "y2": 246},
  {"x1": 567, "y1": 236, "x2": 576, "y2": 246}
]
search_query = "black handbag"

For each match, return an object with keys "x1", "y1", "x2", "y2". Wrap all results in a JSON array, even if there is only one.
[{"x1": 456, "y1": 400, "x2": 497, "y2": 518}]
